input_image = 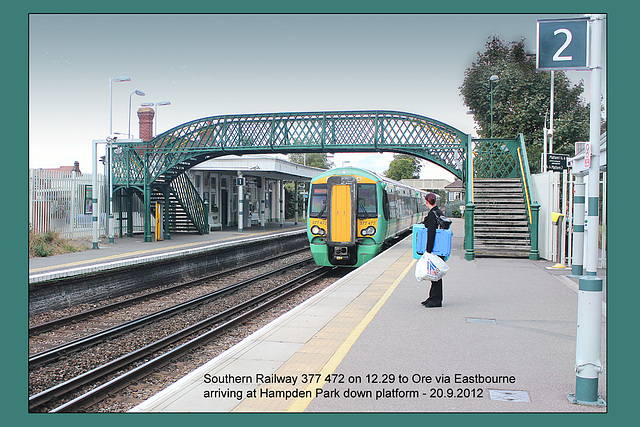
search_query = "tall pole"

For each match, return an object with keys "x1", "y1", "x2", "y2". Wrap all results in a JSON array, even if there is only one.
[
  {"x1": 91, "y1": 140, "x2": 99, "y2": 249},
  {"x1": 489, "y1": 75, "x2": 499, "y2": 138},
  {"x1": 108, "y1": 138, "x2": 114, "y2": 243},
  {"x1": 570, "y1": 14, "x2": 605, "y2": 406},
  {"x1": 129, "y1": 90, "x2": 145, "y2": 138},
  {"x1": 549, "y1": 70, "x2": 555, "y2": 155},
  {"x1": 570, "y1": 174, "x2": 585, "y2": 277},
  {"x1": 108, "y1": 77, "x2": 130, "y2": 244}
]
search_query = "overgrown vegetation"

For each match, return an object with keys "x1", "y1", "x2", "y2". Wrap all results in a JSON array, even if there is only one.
[{"x1": 29, "y1": 228, "x2": 91, "y2": 258}]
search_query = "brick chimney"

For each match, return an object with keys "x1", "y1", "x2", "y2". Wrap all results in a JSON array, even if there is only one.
[{"x1": 137, "y1": 107, "x2": 155, "y2": 141}]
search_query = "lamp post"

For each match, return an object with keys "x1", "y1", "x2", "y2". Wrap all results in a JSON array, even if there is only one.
[
  {"x1": 128, "y1": 90, "x2": 145, "y2": 138},
  {"x1": 155, "y1": 101, "x2": 171, "y2": 136},
  {"x1": 109, "y1": 77, "x2": 131, "y2": 136},
  {"x1": 108, "y1": 76, "x2": 130, "y2": 244},
  {"x1": 489, "y1": 75, "x2": 499, "y2": 138},
  {"x1": 142, "y1": 101, "x2": 172, "y2": 137}
]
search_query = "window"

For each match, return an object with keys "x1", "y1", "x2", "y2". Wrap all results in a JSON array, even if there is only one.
[
  {"x1": 309, "y1": 184, "x2": 327, "y2": 217},
  {"x1": 357, "y1": 184, "x2": 377, "y2": 218}
]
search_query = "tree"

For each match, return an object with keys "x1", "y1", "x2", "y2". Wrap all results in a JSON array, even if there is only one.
[
  {"x1": 384, "y1": 154, "x2": 421, "y2": 181},
  {"x1": 287, "y1": 153, "x2": 334, "y2": 170},
  {"x1": 460, "y1": 36, "x2": 590, "y2": 173}
]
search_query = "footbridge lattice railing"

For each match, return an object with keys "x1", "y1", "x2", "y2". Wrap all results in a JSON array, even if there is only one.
[{"x1": 112, "y1": 110, "x2": 470, "y2": 188}]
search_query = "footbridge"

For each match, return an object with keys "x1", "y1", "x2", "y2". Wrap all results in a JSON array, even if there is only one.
[{"x1": 108, "y1": 110, "x2": 538, "y2": 260}]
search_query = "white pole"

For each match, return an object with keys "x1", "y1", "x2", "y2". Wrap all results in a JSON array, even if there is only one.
[
  {"x1": 92, "y1": 140, "x2": 99, "y2": 249},
  {"x1": 543, "y1": 127, "x2": 548, "y2": 172},
  {"x1": 108, "y1": 139, "x2": 114, "y2": 243},
  {"x1": 260, "y1": 177, "x2": 266, "y2": 230},
  {"x1": 570, "y1": 174, "x2": 585, "y2": 277},
  {"x1": 238, "y1": 173, "x2": 244, "y2": 233},
  {"x1": 571, "y1": 14, "x2": 605, "y2": 406},
  {"x1": 549, "y1": 70, "x2": 554, "y2": 155},
  {"x1": 280, "y1": 180, "x2": 285, "y2": 228}
]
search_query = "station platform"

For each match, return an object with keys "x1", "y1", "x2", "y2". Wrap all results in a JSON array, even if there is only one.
[
  {"x1": 129, "y1": 218, "x2": 607, "y2": 413},
  {"x1": 28, "y1": 222, "x2": 306, "y2": 283}
]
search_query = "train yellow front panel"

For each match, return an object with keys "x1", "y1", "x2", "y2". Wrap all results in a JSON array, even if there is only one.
[{"x1": 330, "y1": 184, "x2": 352, "y2": 243}]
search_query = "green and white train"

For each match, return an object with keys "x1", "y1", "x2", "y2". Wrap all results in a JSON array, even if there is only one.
[{"x1": 307, "y1": 167, "x2": 428, "y2": 267}]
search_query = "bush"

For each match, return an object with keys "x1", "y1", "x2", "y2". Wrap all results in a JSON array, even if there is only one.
[{"x1": 29, "y1": 228, "x2": 89, "y2": 258}]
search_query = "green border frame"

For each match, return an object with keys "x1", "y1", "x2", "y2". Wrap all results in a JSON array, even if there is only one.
[{"x1": 13, "y1": 3, "x2": 630, "y2": 426}]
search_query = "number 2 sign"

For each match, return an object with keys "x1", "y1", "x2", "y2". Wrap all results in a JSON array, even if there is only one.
[{"x1": 537, "y1": 18, "x2": 590, "y2": 70}]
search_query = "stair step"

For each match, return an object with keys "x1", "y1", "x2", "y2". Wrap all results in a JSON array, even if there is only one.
[
  {"x1": 476, "y1": 232, "x2": 530, "y2": 237},
  {"x1": 473, "y1": 186, "x2": 522, "y2": 193},
  {"x1": 475, "y1": 250, "x2": 530, "y2": 258},
  {"x1": 475, "y1": 214, "x2": 528, "y2": 219},
  {"x1": 475, "y1": 221, "x2": 529, "y2": 227},
  {"x1": 474, "y1": 245, "x2": 531, "y2": 254}
]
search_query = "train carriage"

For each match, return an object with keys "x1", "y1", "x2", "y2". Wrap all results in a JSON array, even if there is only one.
[{"x1": 307, "y1": 167, "x2": 428, "y2": 267}]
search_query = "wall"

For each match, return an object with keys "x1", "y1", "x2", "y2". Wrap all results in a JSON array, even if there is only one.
[{"x1": 531, "y1": 171, "x2": 560, "y2": 261}]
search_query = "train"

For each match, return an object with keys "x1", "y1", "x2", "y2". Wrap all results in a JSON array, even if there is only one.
[{"x1": 307, "y1": 166, "x2": 429, "y2": 267}]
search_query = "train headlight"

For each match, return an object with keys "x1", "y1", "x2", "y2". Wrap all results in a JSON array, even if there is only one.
[
  {"x1": 311, "y1": 225, "x2": 326, "y2": 235},
  {"x1": 361, "y1": 226, "x2": 376, "y2": 236}
]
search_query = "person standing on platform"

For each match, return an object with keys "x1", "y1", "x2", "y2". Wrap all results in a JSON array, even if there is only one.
[{"x1": 421, "y1": 192, "x2": 445, "y2": 308}]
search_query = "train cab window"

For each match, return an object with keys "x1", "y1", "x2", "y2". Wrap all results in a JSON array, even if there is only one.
[
  {"x1": 357, "y1": 184, "x2": 377, "y2": 218},
  {"x1": 309, "y1": 184, "x2": 328, "y2": 218}
]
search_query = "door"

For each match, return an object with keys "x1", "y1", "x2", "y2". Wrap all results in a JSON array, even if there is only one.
[{"x1": 327, "y1": 175, "x2": 357, "y2": 245}]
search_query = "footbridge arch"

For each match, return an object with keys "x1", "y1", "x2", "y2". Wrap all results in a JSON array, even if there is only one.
[
  {"x1": 107, "y1": 110, "x2": 537, "y2": 262},
  {"x1": 112, "y1": 110, "x2": 471, "y2": 189}
]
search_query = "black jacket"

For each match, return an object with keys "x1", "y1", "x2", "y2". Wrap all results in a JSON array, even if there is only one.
[{"x1": 422, "y1": 205, "x2": 444, "y2": 253}]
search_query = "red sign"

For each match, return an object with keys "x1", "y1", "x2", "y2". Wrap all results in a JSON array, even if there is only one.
[{"x1": 584, "y1": 143, "x2": 591, "y2": 168}]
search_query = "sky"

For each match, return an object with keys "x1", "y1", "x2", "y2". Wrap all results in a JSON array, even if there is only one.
[{"x1": 28, "y1": 13, "x2": 605, "y2": 181}]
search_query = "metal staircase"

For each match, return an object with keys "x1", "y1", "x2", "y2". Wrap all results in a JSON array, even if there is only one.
[
  {"x1": 149, "y1": 173, "x2": 209, "y2": 234},
  {"x1": 473, "y1": 178, "x2": 531, "y2": 257}
]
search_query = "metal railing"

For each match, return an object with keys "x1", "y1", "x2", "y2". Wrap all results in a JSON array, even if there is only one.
[{"x1": 29, "y1": 169, "x2": 148, "y2": 241}]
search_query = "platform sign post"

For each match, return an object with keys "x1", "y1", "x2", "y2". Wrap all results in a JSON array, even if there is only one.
[
  {"x1": 539, "y1": 15, "x2": 606, "y2": 407},
  {"x1": 537, "y1": 18, "x2": 590, "y2": 71}
]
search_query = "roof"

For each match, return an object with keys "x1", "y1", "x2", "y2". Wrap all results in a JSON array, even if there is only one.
[{"x1": 191, "y1": 155, "x2": 325, "y2": 181}]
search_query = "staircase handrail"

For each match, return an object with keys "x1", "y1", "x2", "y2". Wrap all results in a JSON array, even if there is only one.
[{"x1": 515, "y1": 134, "x2": 536, "y2": 224}]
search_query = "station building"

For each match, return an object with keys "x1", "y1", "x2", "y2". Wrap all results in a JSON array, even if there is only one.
[
  {"x1": 137, "y1": 107, "x2": 323, "y2": 233},
  {"x1": 189, "y1": 155, "x2": 323, "y2": 230}
]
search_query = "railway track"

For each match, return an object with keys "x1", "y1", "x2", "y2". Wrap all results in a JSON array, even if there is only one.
[
  {"x1": 29, "y1": 248, "x2": 310, "y2": 336},
  {"x1": 29, "y1": 253, "x2": 337, "y2": 412}
]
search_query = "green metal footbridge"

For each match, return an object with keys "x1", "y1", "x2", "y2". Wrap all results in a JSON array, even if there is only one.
[{"x1": 111, "y1": 110, "x2": 539, "y2": 260}]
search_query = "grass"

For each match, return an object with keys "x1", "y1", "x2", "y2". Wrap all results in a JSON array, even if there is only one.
[{"x1": 29, "y1": 229, "x2": 91, "y2": 258}]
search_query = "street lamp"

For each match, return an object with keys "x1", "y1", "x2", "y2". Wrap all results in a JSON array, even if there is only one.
[
  {"x1": 109, "y1": 77, "x2": 131, "y2": 136},
  {"x1": 142, "y1": 101, "x2": 172, "y2": 137},
  {"x1": 155, "y1": 101, "x2": 171, "y2": 136},
  {"x1": 108, "y1": 76, "x2": 130, "y2": 244},
  {"x1": 128, "y1": 90, "x2": 145, "y2": 138},
  {"x1": 489, "y1": 75, "x2": 499, "y2": 138}
]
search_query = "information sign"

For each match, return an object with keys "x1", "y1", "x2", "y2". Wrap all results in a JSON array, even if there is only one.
[
  {"x1": 537, "y1": 18, "x2": 590, "y2": 70},
  {"x1": 547, "y1": 153, "x2": 569, "y2": 171}
]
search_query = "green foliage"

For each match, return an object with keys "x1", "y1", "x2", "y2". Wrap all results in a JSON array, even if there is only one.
[
  {"x1": 384, "y1": 154, "x2": 421, "y2": 181},
  {"x1": 29, "y1": 227, "x2": 89, "y2": 258},
  {"x1": 460, "y1": 36, "x2": 590, "y2": 173}
]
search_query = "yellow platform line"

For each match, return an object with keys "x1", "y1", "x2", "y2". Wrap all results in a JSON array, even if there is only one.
[{"x1": 286, "y1": 257, "x2": 416, "y2": 412}]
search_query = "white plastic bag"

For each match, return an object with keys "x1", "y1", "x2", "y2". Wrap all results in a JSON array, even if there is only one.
[{"x1": 414, "y1": 252, "x2": 449, "y2": 282}]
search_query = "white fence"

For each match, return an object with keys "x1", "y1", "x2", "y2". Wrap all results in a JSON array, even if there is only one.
[
  {"x1": 28, "y1": 169, "x2": 147, "y2": 240},
  {"x1": 532, "y1": 170, "x2": 607, "y2": 268}
]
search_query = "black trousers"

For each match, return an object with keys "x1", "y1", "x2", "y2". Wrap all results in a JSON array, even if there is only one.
[{"x1": 426, "y1": 255, "x2": 445, "y2": 304}]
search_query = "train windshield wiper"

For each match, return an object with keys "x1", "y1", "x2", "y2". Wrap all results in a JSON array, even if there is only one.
[
  {"x1": 358, "y1": 198, "x2": 370, "y2": 218},
  {"x1": 317, "y1": 201, "x2": 327, "y2": 218}
]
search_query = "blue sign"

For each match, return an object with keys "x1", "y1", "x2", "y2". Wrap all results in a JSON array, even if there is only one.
[{"x1": 537, "y1": 18, "x2": 590, "y2": 70}]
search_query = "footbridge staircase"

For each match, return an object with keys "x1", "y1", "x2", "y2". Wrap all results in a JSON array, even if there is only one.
[{"x1": 465, "y1": 135, "x2": 539, "y2": 259}]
